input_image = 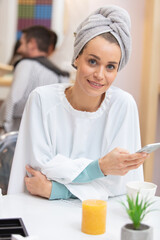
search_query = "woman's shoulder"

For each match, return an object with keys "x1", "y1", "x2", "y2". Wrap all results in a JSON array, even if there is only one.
[
  {"x1": 108, "y1": 86, "x2": 138, "y2": 113},
  {"x1": 109, "y1": 86, "x2": 136, "y2": 104},
  {"x1": 33, "y1": 83, "x2": 70, "y2": 95},
  {"x1": 28, "y1": 83, "x2": 71, "y2": 106}
]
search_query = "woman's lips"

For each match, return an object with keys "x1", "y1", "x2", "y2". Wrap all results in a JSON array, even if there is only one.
[{"x1": 87, "y1": 80, "x2": 104, "y2": 89}]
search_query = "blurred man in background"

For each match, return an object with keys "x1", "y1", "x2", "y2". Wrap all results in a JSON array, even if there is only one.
[{"x1": 0, "y1": 25, "x2": 69, "y2": 133}]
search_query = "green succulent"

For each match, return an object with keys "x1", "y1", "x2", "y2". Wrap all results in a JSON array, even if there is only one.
[{"x1": 121, "y1": 192, "x2": 155, "y2": 230}]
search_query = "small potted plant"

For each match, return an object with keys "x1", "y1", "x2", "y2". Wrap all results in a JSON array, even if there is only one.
[{"x1": 121, "y1": 192, "x2": 155, "y2": 240}]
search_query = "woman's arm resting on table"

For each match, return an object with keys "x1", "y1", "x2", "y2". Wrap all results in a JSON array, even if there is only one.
[
  {"x1": 25, "y1": 166, "x2": 52, "y2": 198},
  {"x1": 25, "y1": 165, "x2": 73, "y2": 199},
  {"x1": 25, "y1": 159, "x2": 104, "y2": 199}
]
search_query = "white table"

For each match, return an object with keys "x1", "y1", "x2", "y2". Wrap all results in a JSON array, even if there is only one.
[{"x1": 0, "y1": 193, "x2": 160, "y2": 240}]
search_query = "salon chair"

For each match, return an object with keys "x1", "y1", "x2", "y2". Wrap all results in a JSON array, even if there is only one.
[{"x1": 0, "y1": 131, "x2": 18, "y2": 194}]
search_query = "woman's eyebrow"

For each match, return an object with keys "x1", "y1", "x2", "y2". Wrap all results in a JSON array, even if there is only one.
[
  {"x1": 88, "y1": 54, "x2": 100, "y2": 60},
  {"x1": 89, "y1": 54, "x2": 119, "y2": 65},
  {"x1": 108, "y1": 61, "x2": 119, "y2": 65}
]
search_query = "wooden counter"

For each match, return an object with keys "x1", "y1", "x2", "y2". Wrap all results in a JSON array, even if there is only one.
[
  {"x1": 0, "y1": 63, "x2": 13, "y2": 77},
  {"x1": 0, "y1": 75, "x2": 13, "y2": 86}
]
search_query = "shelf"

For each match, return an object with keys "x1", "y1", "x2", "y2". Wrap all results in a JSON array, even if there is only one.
[
  {"x1": 0, "y1": 63, "x2": 13, "y2": 77},
  {"x1": 0, "y1": 75, "x2": 13, "y2": 86}
]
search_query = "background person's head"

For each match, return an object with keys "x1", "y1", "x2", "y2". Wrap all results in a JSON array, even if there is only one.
[
  {"x1": 17, "y1": 25, "x2": 57, "y2": 58},
  {"x1": 72, "y1": 5, "x2": 131, "y2": 72}
]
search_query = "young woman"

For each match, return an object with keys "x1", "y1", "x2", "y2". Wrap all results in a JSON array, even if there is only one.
[{"x1": 8, "y1": 5, "x2": 147, "y2": 200}]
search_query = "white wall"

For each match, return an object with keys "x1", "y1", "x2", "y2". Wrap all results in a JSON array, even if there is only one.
[
  {"x1": 0, "y1": 0, "x2": 18, "y2": 63},
  {"x1": 51, "y1": 0, "x2": 65, "y2": 47},
  {"x1": 0, "y1": 0, "x2": 18, "y2": 100}
]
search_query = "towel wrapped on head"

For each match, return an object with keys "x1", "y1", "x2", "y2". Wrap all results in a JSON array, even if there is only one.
[{"x1": 72, "y1": 5, "x2": 131, "y2": 71}]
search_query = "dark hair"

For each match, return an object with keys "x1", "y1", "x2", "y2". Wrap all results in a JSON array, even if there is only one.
[
  {"x1": 9, "y1": 40, "x2": 22, "y2": 65},
  {"x1": 49, "y1": 30, "x2": 58, "y2": 51},
  {"x1": 100, "y1": 32, "x2": 119, "y2": 46},
  {"x1": 79, "y1": 32, "x2": 119, "y2": 56},
  {"x1": 22, "y1": 26, "x2": 58, "y2": 53},
  {"x1": 12, "y1": 40, "x2": 21, "y2": 56}
]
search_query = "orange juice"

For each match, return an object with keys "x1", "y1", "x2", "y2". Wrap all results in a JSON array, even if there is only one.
[{"x1": 81, "y1": 199, "x2": 107, "y2": 235}]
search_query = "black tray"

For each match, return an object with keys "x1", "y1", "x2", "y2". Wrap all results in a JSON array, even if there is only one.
[{"x1": 0, "y1": 218, "x2": 28, "y2": 240}]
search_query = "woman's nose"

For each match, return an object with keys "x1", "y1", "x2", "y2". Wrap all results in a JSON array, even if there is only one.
[{"x1": 93, "y1": 67, "x2": 105, "y2": 80}]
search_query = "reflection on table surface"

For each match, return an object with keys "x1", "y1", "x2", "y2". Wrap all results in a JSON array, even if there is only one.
[{"x1": 1, "y1": 193, "x2": 160, "y2": 240}]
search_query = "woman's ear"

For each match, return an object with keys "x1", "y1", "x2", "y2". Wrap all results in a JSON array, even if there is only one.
[
  {"x1": 74, "y1": 57, "x2": 80, "y2": 69},
  {"x1": 74, "y1": 59, "x2": 77, "y2": 68}
]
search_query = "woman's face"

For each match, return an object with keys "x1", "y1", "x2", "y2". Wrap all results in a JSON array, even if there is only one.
[{"x1": 74, "y1": 36, "x2": 121, "y2": 98}]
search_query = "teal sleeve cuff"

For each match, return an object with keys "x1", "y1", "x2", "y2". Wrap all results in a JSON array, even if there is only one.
[
  {"x1": 49, "y1": 160, "x2": 104, "y2": 199},
  {"x1": 49, "y1": 181, "x2": 75, "y2": 200},
  {"x1": 73, "y1": 159, "x2": 104, "y2": 183}
]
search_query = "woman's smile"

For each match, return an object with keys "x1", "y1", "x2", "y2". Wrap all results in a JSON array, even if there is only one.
[{"x1": 87, "y1": 79, "x2": 104, "y2": 89}]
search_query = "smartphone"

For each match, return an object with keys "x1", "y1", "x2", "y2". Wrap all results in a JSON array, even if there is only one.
[{"x1": 136, "y1": 143, "x2": 160, "y2": 153}]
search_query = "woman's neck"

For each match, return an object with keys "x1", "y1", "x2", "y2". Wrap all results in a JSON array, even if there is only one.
[{"x1": 65, "y1": 85, "x2": 105, "y2": 112}]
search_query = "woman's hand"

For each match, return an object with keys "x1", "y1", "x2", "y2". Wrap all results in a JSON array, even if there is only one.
[
  {"x1": 24, "y1": 165, "x2": 52, "y2": 199},
  {"x1": 99, "y1": 147, "x2": 148, "y2": 176}
]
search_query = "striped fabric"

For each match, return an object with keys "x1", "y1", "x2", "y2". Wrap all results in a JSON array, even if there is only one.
[{"x1": 0, "y1": 59, "x2": 69, "y2": 132}]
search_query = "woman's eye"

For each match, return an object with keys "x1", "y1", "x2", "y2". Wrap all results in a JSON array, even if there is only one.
[
  {"x1": 88, "y1": 59, "x2": 97, "y2": 65},
  {"x1": 107, "y1": 64, "x2": 115, "y2": 70}
]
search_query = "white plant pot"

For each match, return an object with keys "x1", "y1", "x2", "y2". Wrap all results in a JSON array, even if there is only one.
[{"x1": 121, "y1": 223, "x2": 153, "y2": 240}]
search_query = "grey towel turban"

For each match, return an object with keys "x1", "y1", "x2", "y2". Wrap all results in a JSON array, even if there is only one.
[{"x1": 72, "y1": 5, "x2": 131, "y2": 71}]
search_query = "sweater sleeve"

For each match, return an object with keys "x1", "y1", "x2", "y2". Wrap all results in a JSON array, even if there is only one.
[
  {"x1": 0, "y1": 61, "x2": 33, "y2": 132},
  {"x1": 49, "y1": 159, "x2": 104, "y2": 199}
]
